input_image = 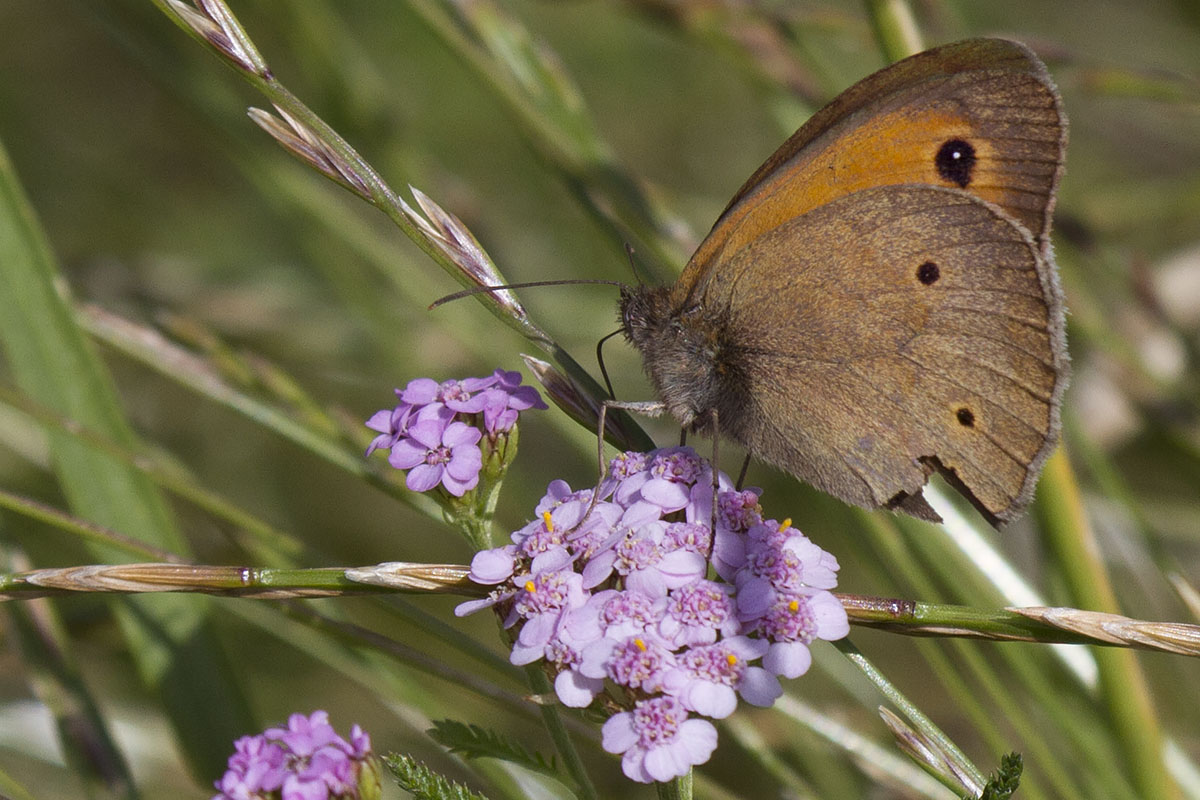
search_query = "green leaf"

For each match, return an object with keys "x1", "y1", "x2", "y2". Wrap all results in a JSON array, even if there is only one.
[
  {"x1": 428, "y1": 719, "x2": 560, "y2": 779},
  {"x1": 384, "y1": 753, "x2": 493, "y2": 800},
  {"x1": 973, "y1": 752, "x2": 1023, "y2": 800},
  {"x1": 0, "y1": 135, "x2": 254, "y2": 777}
]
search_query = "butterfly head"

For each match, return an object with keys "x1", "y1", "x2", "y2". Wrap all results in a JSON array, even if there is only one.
[{"x1": 619, "y1": 284, "x2": 730, "y2": 432}]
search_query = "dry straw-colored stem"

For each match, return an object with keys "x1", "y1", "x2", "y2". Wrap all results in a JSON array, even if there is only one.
[
  {"x1": 4, "y1": 562, "x2": 1199, "y2": 658},
  {"x1": 0, "y1": 562, "x2": 474, "y2": 600}
]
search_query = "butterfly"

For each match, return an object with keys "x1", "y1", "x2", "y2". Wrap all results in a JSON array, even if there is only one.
[{"x1": 619, "y1": 38, "x2": 1068, "y2": 526}]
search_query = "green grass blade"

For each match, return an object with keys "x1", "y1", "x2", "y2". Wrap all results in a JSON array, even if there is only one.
[{"x1": 0, "y1": 137, "x2": 254, "y2": 778}]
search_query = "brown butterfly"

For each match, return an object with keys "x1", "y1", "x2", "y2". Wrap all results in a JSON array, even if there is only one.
[{"x1": 620, "y1": 38, "x2": 1069, "y2": 527}]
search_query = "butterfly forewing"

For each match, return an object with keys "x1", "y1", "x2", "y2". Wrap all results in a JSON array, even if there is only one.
[{"x1": 678, "y1": 38, "x2": 1065, "y2": 305}]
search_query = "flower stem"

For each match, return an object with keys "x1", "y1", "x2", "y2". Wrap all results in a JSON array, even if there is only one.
[
  {"x1": 523, "y1": 665, "x2": 598, "y2": 800},
  {"x1": 656, "y1": 771, "x2": 693, "y2": 800}
]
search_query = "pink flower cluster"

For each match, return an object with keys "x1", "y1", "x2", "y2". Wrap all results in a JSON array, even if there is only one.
[
  {"x1": 456, "y1": 447, "x2": 849, "y2": 783},
  {"x1": 366, "y1": 369, "x2": 546, "y2": 496},
  {"x1": 212, "y1": 711, "x2": 375, "y2": 800}
]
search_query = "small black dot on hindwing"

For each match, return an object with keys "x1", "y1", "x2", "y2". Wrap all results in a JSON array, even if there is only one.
[
  {"x1": 935, "y1": 139, "x2": 976, "y2": 188},
  {"x1": 956, "y1": 407, "x2": 975, "y2": 427},
  {"x1": 916, "y1": 261, "x2": 940, "y2": 285}
]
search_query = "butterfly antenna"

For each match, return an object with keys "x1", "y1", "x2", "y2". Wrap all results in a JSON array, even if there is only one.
[
  {"x1": 429, "y1": 279, "x2": 621, "y2": 310},
  {"x1": 624, "y1": 242, "x2": 647, "y2": 286},
  {"x1": 595, "y1": 328, "x2": 623, "y2": 399}
]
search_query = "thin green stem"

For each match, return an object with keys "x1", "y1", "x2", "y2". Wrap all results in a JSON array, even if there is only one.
[
  {"x1": 0, "y1": 386, "x2": 305, "y2": 565},
  {"x1": 524, "y1": 666, "x2": 598, "y2": 800},
  {"x1": 77, "y1": 306, "x2": 445, "y2": 520},
  {"x1": 403, "y1": 0, "x2": 690, "y2": 280},
  {"x1": 656, "y1": 771, "x2": 693, "y2": 800},
  {"x1": 1037, "y1": 449, "x2": 1180, "y2": 799},
  {"x1": 864, "y1": 0, "x2": 923, "y2": 62},
  {"x1": 835, "y1": 637, "x2": 986, "y2": 791}
]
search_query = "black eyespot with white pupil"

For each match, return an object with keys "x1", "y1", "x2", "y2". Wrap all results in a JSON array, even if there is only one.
[
  {"x1": 935, "y1": 139, "x2": 976, "y2": 188},
  {"x1": 956, "y1": 407, "x2": 975, "y2": 427},
  {"x1": 916, "y1": 261, "x2": 940, "y2": 285}
]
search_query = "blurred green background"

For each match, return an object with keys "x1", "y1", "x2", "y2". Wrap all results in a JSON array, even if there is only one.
[{"x1": 1, "y1": 1, "x2": 1199, "y2": 798}]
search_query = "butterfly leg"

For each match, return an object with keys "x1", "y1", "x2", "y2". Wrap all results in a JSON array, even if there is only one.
[
  {"x1": 736, "y1": 453, "x2": 752, "y2": 490},
  {"x1": 569, "y1": 399, "x2": 668, "y2": 532},
  {"x1": 708, "y1": 409, "x2": 720, "y2": 533}
]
